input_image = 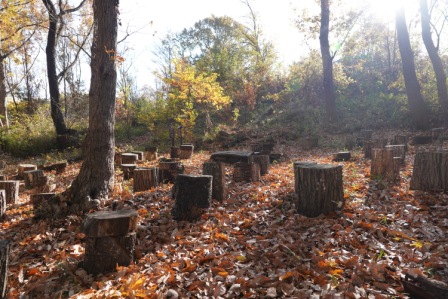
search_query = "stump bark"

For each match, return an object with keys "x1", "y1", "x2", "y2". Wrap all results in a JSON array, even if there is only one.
[
  {"x1": 392, "y1": 135, "x2": 408, "y2": 152},
  {"x1": 31, "y1": 193, "x2": 63, "y2": 219},
  {"x1": 410, "y1": 151, "x2": 448, "y2": 191},
  {"x1": 24, "y1": 170, "x2": 47, "y2": 189},
  {"x1": 171, "y1": 175, "x2": 212, "y2": 221},
  {"x1": 385, "y1": 145, "x2": 406, "y2": 165},
  {"x1": 371, "y1": 149, "x2": 400, "y2": 181},
  {"x1": 233, "y1": 162, "x2": 260, "y2": 182},
  {"x1": 295, "y1": 164, "x2": 344, "y2": 217},
  {"x1": 144, "y1": 146, "x2": 158, "y2": 161},
  {"x1": 121, "y1": 153, "x2": 139, "y2": 164},
  {"x1": 82, "y1": 210, "x2": 138, "y2": 275},
  {"x1": 133, "y1": 167, "x2": 159, "y2": 192},
  {"x1": 170, "y1": 147, "x2": 181, "y2": 159},
  {"x1": 120, "y1": 164, "x2": 137, "y2": 180},
  {"x1": 332, "y1": 151, "x2": 351, "y2": 162},
  {"x1": 364, "y1": 140, "x2": 373, "y2": 159},
  {"x1": 159, "y1": 160, "x2": 184, "y2": 184},
  {"x1": 203, "y1": 160, "x2": 226, "y2": 201},
  {"x1": 17, "y1": 164, "x2": 37, "y2": 179},
  {"x1": 250, "y1": 155, "x2": 270, "y2": 175},
  {"x1": 0, "y1": 181, "x2": 19, "y2": 204},
  {"x1": 0, "y1": 240, "x2": 10, "y2": 298},
  {"x1": 0, "y1": 191, "x2": 5, "y2": 221},
  {"x1": 179, "y1": 144, "x2": 194, "y2": 159},
  {"x1": 293, "y1": 161, "x2": 317, "y2": 195},
  {"x1": 251, "y1": 141, "x2": 275, "y2": 155},
  {"x1": 114, "y1": 152, "x2": 122, "y2": 165}
]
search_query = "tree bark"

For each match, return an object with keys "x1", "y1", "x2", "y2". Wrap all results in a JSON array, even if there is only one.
[
  {"x1": 233, "y1": 162, "x2": 260, "y2": 182},
  {"x1": 0, "y1": 58, "x2": 9, "y2": 128},
  {"x1": 295, "y1": 164, "x2": 344, "y2": 217},
  {"x1": 410, "y1": 151, "x2": 448, "y2": 191},
  {"x1": 159, "y1": 161, "x2": 184, "y2": 184},
  {"x1": 0, "y1": 181, "x2": 19, "y2": 205},
  {"x1": 24, "y1": 170, "x2": 47, "y2": 189},
  {"x1": 0, "y1": 240, "x2": 11, "y2": 298},
  {"x1": 120, "y1": 164, "x2": 137, "y2": 180},
  {"x1": 396, "y1": 5, "x2": 429, "y2": 130},
  {"x1": 293, "y1": 161, "x2": 317, "y2": 196},
  {"x1": 42, "y1": 0, "x2": 69, "y2": 136},
  {"x1": 203, "y1": 160, "x2": 226, "y2": 201},
  {"x1": 0, "y1": 190, "x2": 5, "y2": 221},
  {"x1": 420, "y1": 0, "x2": 448, "y2": 115},
  {"x1": 17, "y1": 164, "x2": 37, "y2": 180},
  {"x1": 250, "y1": 155, "x2": 270, "y2": 175},
  {"x1": 371, "y1": 149, "x2": 400, "y2": 181},
  {"x1": 69, "y1": 0, "x2": 119, "y2": 212},
  {"x1": 319, "y1": 0, "x2": 336, "y2": 122}
]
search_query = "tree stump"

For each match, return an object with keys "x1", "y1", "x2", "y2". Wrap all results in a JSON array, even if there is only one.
[
  {"x1": 0, "y1": 181, "x2": 19, "y2": 205},
  {"x1": 233, "y1": 162, "x2": 260, "y2": 182},
  {"x1": 121, "y1": 153, "x2": 139, "y2": 164},
  {"x1": 371, "y1": 149, "x2": 400, "y2": 181},
  {"x1": 431, "y1": 127, "x2": 446, "y2": 140},
  {"x1": 295, "y1": 164, "x2": 344, "y2": 217},
  {"x1": 385, "y1": 145, "x2": 406, "y2": 165},
  {"x1": 159, "y1": 160, "x2": 184, "y2": 184},
  {"x1": 364, "y1": 140, "x2": 373, "y2": 159},
  {"x1": 251, "y1": 141, "x2": 275, "y2": 155},
  {"x1": 133, "y1": 167, "x2": 159, "y2": 192},
  {"x1": 179, "y1": 144, "x2": 194, "y2": 159},
  {"x1": 170, "y1": 147, "x2": 181, "y2": 159},
  {"x1": 410, "y1": 151, "x2": 448, "y2": 191},
  {"x1": 392, "y1": 135, "x2": 408, "y2": 152},
  {"x1": 0, "y1": 240, "x2": 11, "y2": 298},
  {"x1": 0, "y1": 191, "x2": 5, "y2": 221},
  {"x1": 82, "y1": 210, "x2": 138, "y2": 275},
  {"x1": 131, "y1": 151, "x2": 144, "y2": 161},
  {"x1": 120, "y1": 164, "x2": 137, "y2": 180},
  {"x1": 250, "y1": 155, "x2": 270, "y2": 175},
  {"x1": 17, "y1": 164, "x2": 37, "y2": 179},
  {"x1": 144, "y1": 146, "x2": 158, "y2": 161},
  {"x1": 171, "y1": 174, "x2": 212, "y2": 221},
  {"x1": 31, "y1": 193, "x2": 63, "y2": 219},
  {"x1": 24, "y1": 170, "x2": 47, "y2": 189},
  {"x1": 203, "y1": 160, "x2": 226, "y2": 201},
  {"x1": 114, "y1": 152, "x2": 122, "y2": 165},
  {"x1": 332, "y1": 151, "x2": 351, "y2": 162},
  {"x1": 293, "y1": 161, "x2": 317, "y2": 195}
]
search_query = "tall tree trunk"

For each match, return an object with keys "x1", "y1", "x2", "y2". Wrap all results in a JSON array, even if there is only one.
[
  {"x1": 319, "y1": 0, "x2": 336, "y2": 122},
  {"x1": 420, "y1": 0, "x2": 448, "y2": 116},
  {"x1": 396, "y1": 5, "x2": 429, "y2": 130},
  {"x1": 69, "y1": 0, "x2": 119, "y2": 212},
  {"x1": 42, "y1": 0, "x2": 68, "y2": 135},
  {"x1": 0, "y1": 58, "x2": 9, "y2": 128}
]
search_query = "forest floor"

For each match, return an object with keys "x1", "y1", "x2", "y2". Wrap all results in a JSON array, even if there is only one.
[{"x1": 0, "y1": 133, "x2": 447, "y2": 298}]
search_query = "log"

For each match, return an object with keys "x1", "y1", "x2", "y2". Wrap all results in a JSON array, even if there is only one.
[
  {"x1": 120, "y1": 164, "x2": 137, "y2": 180},
  {"x1": 211, "y1": 151, "x2": 253, "y2": 164},
  {"x1": 411, "y1": 135, "x2": 433, "y2": 145},
  {"x1": 293, "y1": 161, "x2": 317, "y2": 195},
  {"x1": 0, "y1": 191, "x2": 5, "y2": 221},
  {"x1": 159, "y1": 160, "x2": 184, "y2": 184},
  {"x1": 144, "y1": 146, "x2": 158, "y2": 161},
  {"x1": 171, "y1": 174, "x2": 213, "y2": 221},
  {"x1": 250, "y1": 155, "x2": 270, "y2": 175},
  {"x1": 410, "y1": 151, "x2": 448, "y2": 191},
  {"x1": 131, "y1": 151, "x2": 144, "y2": 161},
  {"x1": 133, "y1": 167, "x2": 159, "y2": 192},
  {"x1": 402, "y1": 274, "x2": 448, "y2": 299},
  {"x1": 385, "y1": 145, "x2": 406, "y2": 165},
  {"x1": 179, "y1": 144, "x2": 194, "y2": 159},
  {"x1": 121, "y1": 153, "x2": 139, "y2": 164},
  {"x1": 295, "y1": 164, "x2": 344, "y2": 217},
  {"x1": 0, "y1": 240, "x2": 11, "y2": 298},
  {"x1": 170, "y1": 147, "x2": 181, "y2": 159},
  {"x1": 0, "y1": 181, "x2": 19, "y2": 205},
  {"x1": 24, "y1": 170, "x2": 47, "y2": 189},
  {"x1": 371, "y1": 149, "x2": 399, "y2": 181},
  {"x1": 203, "y1": 160, "x2": 226, "y2": 201},
  {"x1": 41, "y1": 161, "x2": 68, "y2": 174},
  {"x1": 233, "y1": 162, "x2": 260, "y2": 182},
  {"x1": 332, "y1": 151, "x2": 351, "y2": 162},
  {"x1": 17, "y1": 164, "x2": 37, "y2": 179},
  {"x1": 30, "y1": 193, "x2": 63, "y2": 219}
]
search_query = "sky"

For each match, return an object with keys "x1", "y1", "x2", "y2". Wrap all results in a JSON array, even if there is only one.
[{"x1": 118, "y1": 0, "x2": 306, "y2": 89}]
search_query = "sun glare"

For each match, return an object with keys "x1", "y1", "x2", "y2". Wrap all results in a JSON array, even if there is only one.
[{"x1": 366, "y1": 0, "x2": 409, "y2": 20}]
